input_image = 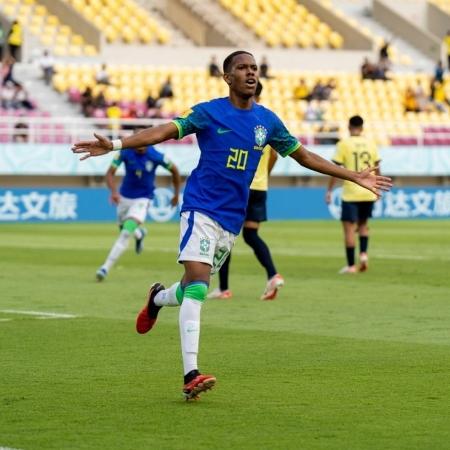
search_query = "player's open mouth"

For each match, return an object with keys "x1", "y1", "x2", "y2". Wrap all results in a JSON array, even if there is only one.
[{"x1": 246, "y1": 79, "x2": 256, "y2": 86}]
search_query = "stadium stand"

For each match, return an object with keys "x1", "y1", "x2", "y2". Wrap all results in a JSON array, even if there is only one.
[
  {"x1": 427, "y1": 0, "x2": 450, "y2": 14},
  {"x1": 62, "y1": 0, "x2": 171, "y2": 45},
  {"x1": 50, "y1": 62, "x2": 450, "y2": 146},
  {"x1": 0, "y1": 0, "x2": 97, "y2": 56},
  {"x1": 219, "y1": 0, "x2": 344, "y2": 49}
]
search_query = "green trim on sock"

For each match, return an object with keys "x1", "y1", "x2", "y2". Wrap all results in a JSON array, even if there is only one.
[
  {"x1": 122, "y1": 219, "x2": 139, "y2": 233},
  {"x1": 184, "y1": 282, "x2": 208, "y2": 303},
  {"x1": 176, "y1": 283, "x2": 184, "y2": 305}
]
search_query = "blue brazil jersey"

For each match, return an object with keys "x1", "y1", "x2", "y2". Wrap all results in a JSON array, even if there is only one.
[
  {"x1": 111, "y1": 147, "x2": 171, "y2": 199},
  {"x1": 173, "y1": 97, "x2": 300, "y2": 234}
]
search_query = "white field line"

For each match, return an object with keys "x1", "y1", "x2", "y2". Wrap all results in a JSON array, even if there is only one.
[
  {"x1": 0, "y1": 310, "x2": 77, "y2": 319},
  {"x1": 0, "y1": 447, "x2": 25, "y2": 450},
  {"x1": 0, "y1": 318, "x2": 12, "y2": 322}
]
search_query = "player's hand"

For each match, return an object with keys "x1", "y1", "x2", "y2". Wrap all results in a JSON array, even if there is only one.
[
  {"x1": 110, "y1": 192, "x2": 120, "y2": 205},
  {"x1": 170, "y1": 195, "x2": 179, "y2": 207},
  {"x1": 72, "y1": 133, "x2": 113, "y2": 160},
  {"x1": 325, "y1": 190, "x2": 332, "y2": 204},
  {"x1": 355, "y1": 166, "x2": 392, "y2": 198}
]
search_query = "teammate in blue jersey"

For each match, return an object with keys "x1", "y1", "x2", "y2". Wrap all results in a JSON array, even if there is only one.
[
  {"x1": 96, "y1": 135, "x2": 181, "y2": 281},
  {"x1": 72, "y1": 51, "x2": 392, "y2": 400}
]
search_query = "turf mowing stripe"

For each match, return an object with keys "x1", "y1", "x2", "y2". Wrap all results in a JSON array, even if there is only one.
[{"x1": 0, "y1": 310, "x2": 77, "y2": 319}]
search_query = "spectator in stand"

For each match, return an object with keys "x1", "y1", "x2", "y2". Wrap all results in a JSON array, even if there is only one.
[
  {"x1": 378, "y1": 39, "x2": 391, "y2": 71},
  {"x1": 304, "y1": 100, "x2": 324, "y2": 122},
  {"x1": 259, "y1": 55, "x2": 271, "y2": 79},
  {"x1": 96, "y1": 63, "x2": 110, "y2": 85},
  {"x1": 1, "y1": 81, "x2": 15, "y2": 108},
  {"x1": 13, "y1": 117, "x2": 29, "y2": 142},
  {"x1": 403, "y1": 87, "x2": 419, "y2": 113},
  {"x1": 158, "y1": 76, "x2": 173, "y2": 99},
  {"x1": 361, "y1": 57, "x2": 375, "y2": 80},
  {"x1": 107, "y1": 101, "x2": 122, "y2": 120},
  {"x1": 431, "y1": 80, "x2": 449, "y2": 113},
  {"x1": 39, "y1": 49, "x2": 55, "y2": 86},
  {"x1": 444, "y1": 30, "x2": 450, "y2": 70},
  {"x1": 415, "y1": 81, "x2": 429, "y2": 112},
  {"x1": 310, "y1": 80, "x2": 326, "y2": 101},
  {"x1": 94, "y1": 90, "x2": 106, "y2": 109},
  {"x1": 107, "y1": 101, "x2": 122, "y2": 136},
  {"x1": 322, "y1": 78, "x2": 337, "y2": 101},
  {"x1": 1, "y1": 54, "x2": 19, "y2": 87},
  {"x1": 208, "y1": 56, "x2": 221, "y2": 77},
  {"x1": 80, "y1": 87, "x2": 94, "y2": 116},
  {"x1": 293, "y1": 78, "x2": 310, "y2": 101},
  {"x1": 0, "y1": 23, "x2": 5, "y2": 61},
  {"x1": 146, "y1": 92, "x2": 157, "y2": 109},
  {"x1": 433, "y1": 60, "x2": 444, "y2": 83},
  {"x1": 13, "y1": 83, "x2": 34, "y2": 110},
  {"x1": 7, "y1": 20, "x2": 22, "y2": 60}
]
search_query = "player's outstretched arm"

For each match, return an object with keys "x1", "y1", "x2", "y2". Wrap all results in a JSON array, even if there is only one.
[
  {"x1": 290, "y1": 147, "x2": 392, "y2": 197},
  {"x1": 72, "y1": 123, "x2": 179, "y2": 160}
]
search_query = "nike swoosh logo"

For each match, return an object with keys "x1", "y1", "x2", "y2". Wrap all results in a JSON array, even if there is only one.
[{"x1": 217, "y1": 128, "x2": 232, "y2": 134}]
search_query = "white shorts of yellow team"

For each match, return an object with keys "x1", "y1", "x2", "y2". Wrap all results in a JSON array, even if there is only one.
[
  {"x1": 178, "y1": 211, "x2": 237, "y2": 274},
  {"x1": 117, "y1": 195, "x2": 150, "y2": 224}
]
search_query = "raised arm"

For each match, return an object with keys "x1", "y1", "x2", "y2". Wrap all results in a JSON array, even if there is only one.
[
  {"x1": 290, "y1": 146, "x2": 392, "y2": 197},
  {"x1": 72, "y1": 122, "x2": 179, "y2": 160}
]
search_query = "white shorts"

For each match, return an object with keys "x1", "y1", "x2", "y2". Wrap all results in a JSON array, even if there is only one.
[
  {"x1": 117, "y1": 196, "x2": 150, "y2": 225},
  {"x1": 178, "y1": 211, "x2": 237, "y2": 274}
]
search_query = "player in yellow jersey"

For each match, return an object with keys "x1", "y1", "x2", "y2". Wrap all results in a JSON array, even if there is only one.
[
  {"x1": 326, "y1": 115, "x2": 381, "y2": 273},
  {"x1": 208, "y1": 82, "x2": 284, "y2": 300}
]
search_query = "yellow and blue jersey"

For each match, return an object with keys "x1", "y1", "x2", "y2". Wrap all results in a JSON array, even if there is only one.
[
  {"x1": 250, "y1": 145, "x2": 270, "y2": 192},
  {"x1": 332, "y1": 136, "x2": 380, "y2": 202},
  {"x1": 111, "y1": 147, "x2": 171, "y2": 199},
  {"x1": 172, "y1": 97, "x2": 300, "y2": 234}
]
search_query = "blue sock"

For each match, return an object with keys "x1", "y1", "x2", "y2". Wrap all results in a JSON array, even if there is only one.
[{"x1": 243, "y1": 227, "x2": 277, "y2": 279}]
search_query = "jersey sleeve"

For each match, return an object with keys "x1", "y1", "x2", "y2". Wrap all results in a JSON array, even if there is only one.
[
  {"x1": 110, "y1": 152, "x2": 124, "y2": 169},
  {"x1": 267, "y1": 113, "x2": 301, "y2": 158},
  {"x1": 332, "y1": 141, "x2": 345, "y2": 165},
  {"x1": 149, "y1": 147, "x2": 173, "y2": 170},
  {"x1": 171, "y1": 105, "x2": 208, "y2": 139}
]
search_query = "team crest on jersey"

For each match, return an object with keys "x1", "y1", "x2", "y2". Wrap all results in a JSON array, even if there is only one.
[
  {"x1": 145, "y1": 161, "x2": 154, "y2": 172},
  {"x1": 254, "y1": 125, "x2": 268, "y2": 148},
  {"x1": 199, "y1": 238, "x2": 211, "y2": 256}
]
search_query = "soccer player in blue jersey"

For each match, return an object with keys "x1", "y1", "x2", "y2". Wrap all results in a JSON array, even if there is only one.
[
  {"x1": 96, "y1": 131, "x2": 181, "y2": 281},
  {"x1": 73, "y1": 51, "x2": 392, "y2": 400}
]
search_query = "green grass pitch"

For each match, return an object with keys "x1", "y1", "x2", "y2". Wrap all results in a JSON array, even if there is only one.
[{"x1": 0, "y1": 220, "x2": 449, "y2": 450}]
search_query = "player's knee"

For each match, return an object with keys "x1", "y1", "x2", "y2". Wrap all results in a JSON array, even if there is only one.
[
  {"x1": 183, "y1": 281, "x2": 209, "y2": 303},
  {"x1": 243, "y1": 227, "x2": 258, "y2": 246},
  {"x1": 122, "y1": 218, "x2": 139, "y2": 233}
]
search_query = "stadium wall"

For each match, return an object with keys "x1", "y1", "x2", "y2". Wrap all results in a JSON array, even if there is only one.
[
  {"x1": 1, "y1": 186, "x2": 449, "y2": 222},
  {"x1": 426, "y1": 3, "x2": 450, "y2": 44},
  {"x1": 373, "y1": 0, "x2": 441, "y2": 60}
]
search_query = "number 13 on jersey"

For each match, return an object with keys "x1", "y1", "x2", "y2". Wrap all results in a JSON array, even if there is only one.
[{"x1": 226, "y1": 148, "x2": 248, "y2": 170}]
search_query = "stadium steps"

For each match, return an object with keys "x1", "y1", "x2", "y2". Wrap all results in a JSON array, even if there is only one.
[
  {"x1": 135, "y1": 0, "x2": 195, "y2": 47},
  {"x1": 163, "y1": 0, "x2": 263, "y2": 47},
  {"x1": 329, "y1": 0, "x2": 434, "y2": 70},
  {"x1": 15, "y1": 63, "x2": 86, "y2": 118}
]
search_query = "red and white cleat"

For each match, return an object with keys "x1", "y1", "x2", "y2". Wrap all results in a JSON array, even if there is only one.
[
  {"x1": 359, "y1": 253, "x2": 369, "y2": 272},
  {"x1": 260, "y1": 274, "x2": 285, "y2": 300},
  {"x1": 183, "y1": 374, "x2": 216, "y2": 401}
]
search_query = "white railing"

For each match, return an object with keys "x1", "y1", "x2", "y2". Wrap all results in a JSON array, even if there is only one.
[{"x1": 1, "y1": 116, "x2": 450, "y2": 146}]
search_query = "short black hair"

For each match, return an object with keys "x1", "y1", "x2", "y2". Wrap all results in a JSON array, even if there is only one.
[
  {"x1": 349, "y1": 115, "x2": 364, "y2": 128},
  {"x1": 223, "y1": 50, "x2": 254, "y2": 73},
  {"x1": 255, "y1": 81, "x2": 263, "y2": 97}
]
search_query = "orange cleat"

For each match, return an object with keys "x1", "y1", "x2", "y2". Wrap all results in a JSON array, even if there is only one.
[
  {"x1": 359, "y1": 253, "x2": 369, "y2": 272},
  {"x1": 260, "y1": 273, "x2": 284, "y2": 300},
  {"x1": 136, "y1": 282, "x2": 165, "y2": 334}
]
